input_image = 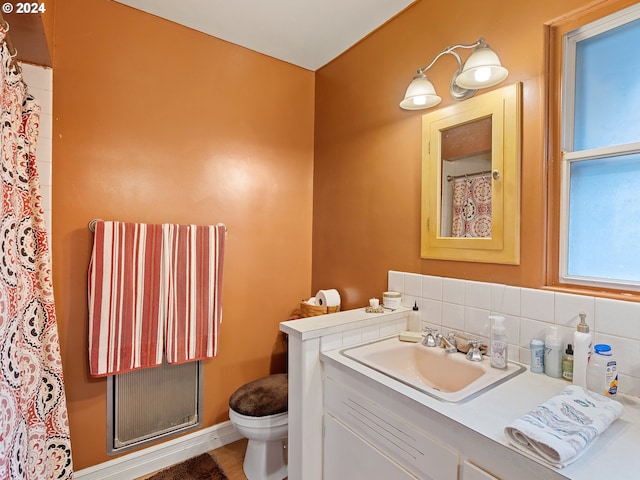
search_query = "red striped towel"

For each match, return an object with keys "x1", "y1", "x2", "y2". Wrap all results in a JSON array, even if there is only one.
[
  {"x1": 88, "y1": 221, "x2": 165, "y2": 377},
  {"x1": 164, "y1": 223, "x2": 225, "y2": 364},
  {"x1": 88, "y1": 221, "x2": 225, "y2": 376}
]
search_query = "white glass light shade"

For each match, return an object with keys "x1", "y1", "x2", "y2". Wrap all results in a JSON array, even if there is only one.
[
  {"x1": 399, "y1": 74, "x2": 442, "y2": 110},
  {"x1": 455, "y1": 45, "x2": 508, "y2": 90}
]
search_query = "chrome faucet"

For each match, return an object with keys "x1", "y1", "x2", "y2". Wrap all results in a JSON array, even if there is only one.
[
  {"x1": 421, "y1": 328, "x2": 438, "y2": 347},
  {"x1": 438, "y1": 332, "x2": 458, "y2": 353},
  {"x1": 466, "y1": 339, "x2": 484, "y2": 362}
]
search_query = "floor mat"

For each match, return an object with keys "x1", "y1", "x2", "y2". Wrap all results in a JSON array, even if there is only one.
[{"x1": 147, "y1": 453, "x2": 228, "y2": 480}]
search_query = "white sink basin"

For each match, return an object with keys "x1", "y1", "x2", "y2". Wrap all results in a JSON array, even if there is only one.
[{"x1": 340, "y1": 336, "x2": 525, "y2": 403}]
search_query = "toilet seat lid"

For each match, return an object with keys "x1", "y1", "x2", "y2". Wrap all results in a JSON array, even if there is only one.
[{"x1": 229, "y1": 373, "x2": 288, "y2": 417}]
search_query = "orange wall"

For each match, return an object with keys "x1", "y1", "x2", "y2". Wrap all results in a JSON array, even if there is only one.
[
  {"x1": 52, "y1": 0, "x2": 314, "y2": 470},
  {"x1": 312, "y1": 0, "x2": 597, "y2": 309}
]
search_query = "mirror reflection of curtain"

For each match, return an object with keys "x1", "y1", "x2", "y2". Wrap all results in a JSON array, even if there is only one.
[{"x1": 451, "y1": 175, "x2": 492, "y2": 237}]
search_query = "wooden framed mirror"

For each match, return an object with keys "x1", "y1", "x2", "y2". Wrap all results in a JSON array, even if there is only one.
[{"x1": 421, "y1": 82, "x2": 521, "y2": 264}]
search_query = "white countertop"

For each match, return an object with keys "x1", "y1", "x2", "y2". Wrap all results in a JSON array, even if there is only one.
[
  {"x1": 322, "y1": 345, "x2": 640, "y2": 479},
  {"x1": 281, "y1": 307, "x2": 409, "y2": 340}
]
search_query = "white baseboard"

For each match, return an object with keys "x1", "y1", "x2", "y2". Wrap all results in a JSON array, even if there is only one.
[{"x1": 74, "y1": 421, "x2": 243, "y2": 480}]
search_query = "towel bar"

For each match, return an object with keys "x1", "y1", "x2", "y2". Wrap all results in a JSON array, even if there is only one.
[
  {"x1": 88, "y1": 218, "x2": 102, "y2": 233},
  {"x1": 88, "y1": 218, "x2": 227, "y2": 233}
]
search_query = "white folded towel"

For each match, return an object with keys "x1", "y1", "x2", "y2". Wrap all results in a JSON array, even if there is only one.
[{"x1": 504, "y1": 385, "x2": 623, "y2": 468}]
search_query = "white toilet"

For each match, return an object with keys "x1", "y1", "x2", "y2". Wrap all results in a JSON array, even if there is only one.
[{"x1": 228, "y1": 373, "x2": 288, "y2": 480}]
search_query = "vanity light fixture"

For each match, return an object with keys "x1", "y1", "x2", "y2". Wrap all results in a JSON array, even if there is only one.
[{"x1": 399, "y1": 38, "x2": 508, "y2": 110}]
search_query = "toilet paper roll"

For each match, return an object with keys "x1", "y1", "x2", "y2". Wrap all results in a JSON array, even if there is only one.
[{"x1": 315, "y1": 289, "x2": 341, "y2": 307}]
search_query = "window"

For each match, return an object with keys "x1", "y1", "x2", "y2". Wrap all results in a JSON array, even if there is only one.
[{"x1": 550, "y1": 2, "x2": 640, "y2": 292}]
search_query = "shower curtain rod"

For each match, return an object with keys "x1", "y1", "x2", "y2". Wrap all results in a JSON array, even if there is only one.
[
  {"x1": 446, "y1": 170, "x2": 491, "y2": 182},
  {"x1": 0, "y1": 13, "x2": 21, "y2": 73}
]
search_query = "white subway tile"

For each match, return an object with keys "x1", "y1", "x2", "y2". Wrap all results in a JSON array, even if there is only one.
[
  {"x1": 465, "y1": 280, "x2": 491, "y2": 310},
  {"x1": 464, "y1": 307, "x2": 491, "y2": 337},
  {"x1": 490, "y1": 284, "x2": 505, "y2": 312},
  {"x1": 518, "y1": 346, "x2": 532, "y2": 366},
  {"x1": 422, "y1": 298, "x2": 442, "y2": 326},
  {"x1": 442, "y1": 277, "x2": 465, "y2": 305},
  {"x1": 618, "y1": 373, "x2": 640, "y2": 397},
  {"x1": 404, "y1": 273, "x2": 422, "y2": 297},
  {"x1": 442, "y1": 303, "x2": 464, "y2": 331},
  {"x1": 44, "y1": 209, "x2": 51, "y2": 230},
  {"x1": 21, "y1": 64, "x2": 52, "y2": 89},
  {"x1": 39, "y1": 184, "x2": 51, "y2": 212},
  {"x1": 554, "y1": 292, "x2": 594, "y2": 329},
  {"x1": 37, "y1": 136, "x2": 52, "y2": 162},
  {"x1": 502, "y1": 286, "x2": 521, "y2": 316},
  {"x1": 422, "y1": 275, "x2": 443, "y2": 301},
  {"x1": 595, "y1": 298, "x2": 640, "y2": 340},
  {"x1": 38, "y1": 112, "x2": 52, "y2": 138},
  {"x1": 519, "y1": 317, "x2": 551, "y2": 349},
  {"x1": 520, "y1": 288, "x2": 554, "y2": 323},
  {"x1": 380, "y1": 319, "x2": 399, "y2": 337},
  {"x1": 554, "y1": 325, "x2": 574, "y2": 351},
  {"x1": 387, "y1": 271, "x2": 404, "y2": 294},
  {"x1": 402, "y1": 294, "x2": 418, "y2": 309},
  {"x1": 342, "y1": 328, "x2": 363, "y2": 347},
  {"x1": 320, "y1": 333, "x2": 342, "y2": 352},
  {"x1": 362, "y1": 324, "x2": 380, "y2": 342},
  {"x1": 36, "y1": 160, "x2": 51, "y2": 188},
  {"x1": 501, "y1": 314, "x2": 520, "y2": 349},
  {"x1": 29, "y1": 86, "x2": 52, "y2": 113}
]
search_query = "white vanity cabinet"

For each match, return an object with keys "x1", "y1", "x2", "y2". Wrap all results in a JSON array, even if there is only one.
[
  {"x1": 324, "y1": 376, "x2": 459, "y2": 480},
  {"x1": 460, "y1": 461, "x2": 500, "y2": 480},
  {"x1": 323, "y1": 415, "x2": 420, "y2": 479},
  {"x1": 322, "y1": 358, "x2": 565, "y2": 480},
  {"x1": 284, "y1": 309, "x2": 639, "y2": 480}
]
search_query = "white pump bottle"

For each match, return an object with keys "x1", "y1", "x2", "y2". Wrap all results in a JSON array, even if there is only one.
[
  {"x1": 489, "y1": 315, "x2": 508, "y2": 369},
  {"x1": 573, "y1": 312, "x2": 592, "y2": 387}
]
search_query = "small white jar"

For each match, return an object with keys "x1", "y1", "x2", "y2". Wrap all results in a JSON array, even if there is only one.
[{"x1": 382, "y1": 291, "x2": 402, "y2": 308}]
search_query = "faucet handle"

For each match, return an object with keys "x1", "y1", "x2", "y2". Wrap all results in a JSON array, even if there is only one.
[
  {"x1": 466, "y1": 339, "x2": 483, "y2": 362},
  {"x1": 421, "y1": 327, "x2": 439, "y2": 347}
]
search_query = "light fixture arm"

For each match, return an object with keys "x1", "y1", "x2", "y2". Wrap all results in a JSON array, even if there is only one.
[{"x1": 415, "y1": 38, "x2": 484, "y2": 75}]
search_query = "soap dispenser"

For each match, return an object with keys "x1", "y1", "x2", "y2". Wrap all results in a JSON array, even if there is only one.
[
  {"x1": 573, "y1": 312, "x2": 592, "y2": 387},
  {"x1": 489, "y1": 315, "x2": 508, "y2": 369}
]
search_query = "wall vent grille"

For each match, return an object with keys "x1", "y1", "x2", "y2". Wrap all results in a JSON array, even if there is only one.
[{"x1": 107, "y1": 359, "x2": 202, "y2": 454}]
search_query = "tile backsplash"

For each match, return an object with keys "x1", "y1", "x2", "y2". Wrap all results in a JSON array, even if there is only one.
[
  {"x1": 21, "y1": 63, "x2": 53, "y2": 244},
  {"x1": 388, "y1": 270, "x2": 640, "y2": 396}
]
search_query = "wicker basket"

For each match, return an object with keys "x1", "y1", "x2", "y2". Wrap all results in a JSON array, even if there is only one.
[{"x1": 298, "y1": 301, "x2": 340, "y2": 318}]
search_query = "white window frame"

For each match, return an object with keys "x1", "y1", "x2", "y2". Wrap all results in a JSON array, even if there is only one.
[{"x1": 559, "y1": 3, "x2": 640, "y2": 291}]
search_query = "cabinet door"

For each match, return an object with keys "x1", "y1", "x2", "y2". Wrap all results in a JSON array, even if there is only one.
[
  {"x1": 324, "y1": 414, "x2": 419, "y2": 480},
  {"x1": 324, "y1": 376, "x2": 459, "y2": 480},
  {"x1": 460, "y1": 460, "x2": 501, "y2": 480}
]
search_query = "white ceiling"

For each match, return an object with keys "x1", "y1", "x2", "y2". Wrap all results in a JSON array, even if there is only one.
[{"x1": 113, "y1": 0, "x2": 417, "y2": 71}]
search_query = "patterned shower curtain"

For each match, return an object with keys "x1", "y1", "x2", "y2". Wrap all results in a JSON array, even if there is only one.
[
  {"x1": 0, "y1": 26, "x2": 73, "y2": 479},
  {"x1": 451, "y1": 174, "x2": 492, "y2": 238}
]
